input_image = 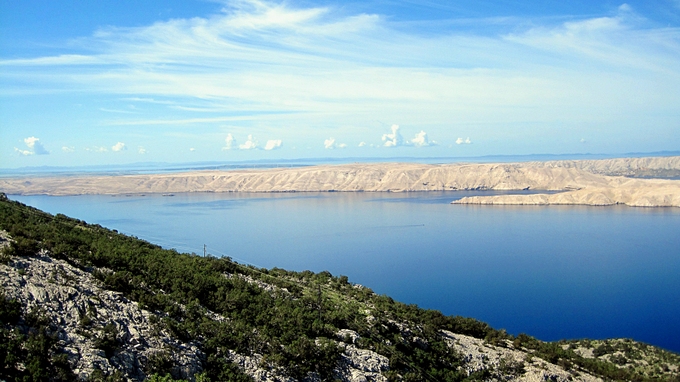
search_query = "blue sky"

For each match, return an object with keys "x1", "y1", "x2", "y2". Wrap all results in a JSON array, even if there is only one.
[{"x1": 1, "y1": 0, "x2": 679, "y2": 168}]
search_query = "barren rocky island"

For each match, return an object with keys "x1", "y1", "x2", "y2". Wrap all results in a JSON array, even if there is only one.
[{"x1": 2, "y1": 156, "x2": 680, "y2": 207}]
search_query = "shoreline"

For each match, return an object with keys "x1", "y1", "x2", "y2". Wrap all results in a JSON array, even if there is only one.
[{"x1": 1, "y1": 156, "x2": 680, "y2": 207}]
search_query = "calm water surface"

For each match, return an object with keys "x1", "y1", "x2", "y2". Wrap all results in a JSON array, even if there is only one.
[{"x1": 11, "y1": 192, "x2": 680, "y2": 352}]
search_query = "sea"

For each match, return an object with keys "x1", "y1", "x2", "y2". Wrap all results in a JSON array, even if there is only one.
[{"x1": 9, "y1": 191, "x2": 680, "y2": 353}]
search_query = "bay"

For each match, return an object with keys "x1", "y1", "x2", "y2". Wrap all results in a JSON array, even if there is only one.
[{"x1": 10, "y1": 191, "x2": 680, "y2": 352}]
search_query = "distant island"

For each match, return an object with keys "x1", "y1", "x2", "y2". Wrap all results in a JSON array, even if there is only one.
[
  {"x1": 1, "y1": 156, "x2": 680, "y2": 207},
  {"x1": 2, "y1": 194, "x2": 679, "y2": 381}
]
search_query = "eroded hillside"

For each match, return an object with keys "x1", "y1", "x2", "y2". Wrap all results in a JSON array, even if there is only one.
[{"x1": 2, "y1": 157, "x2": 680, "y2": 207}]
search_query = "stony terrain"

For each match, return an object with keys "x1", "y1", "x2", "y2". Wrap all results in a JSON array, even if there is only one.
[
  {"x1": 0, "y1": 235, "x2": 398, "y2": 382},
  {"x1": 452, "y1": 179, "x2": 680, "y2": 207},
  {"x1": 1, "y1": 156, "x2": 679, "y2": 207},
  {"x1": 0, "y1": 246, "x2": 602, "y2": 382},
  {"x1": 529, "y1": 156, "x2": 680, "y2": 178},
  {"x1": 3, "y1": 230, "x2": 680, "y2": 381}
]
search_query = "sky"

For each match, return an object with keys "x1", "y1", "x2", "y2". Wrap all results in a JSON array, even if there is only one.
[{"x1": 1, "y1": 0, "x2": 679, "y2": 168}]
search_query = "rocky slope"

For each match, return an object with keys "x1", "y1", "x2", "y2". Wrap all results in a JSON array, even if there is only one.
[
  {"x1": 453, "y1": 180, "x2": 680, "y2": 207},
  {"x1": 453, "y1": 157, "x2": 680, "y2": 207},
  {"x1": 2, "y1": 156, "x2": 680, "y2": 207},
  {"x1": 0, "y1": 247, "x2": 397, "y2": 382},
  {"x1": 529, "y1": 156, "x2": 680, "y2": 178},
  {"x1": 0, "y1": 162, "x2": 613, "y2": 195},
  {"x1": 1, "y1": 238, "x2": 660, "y2": 382}
]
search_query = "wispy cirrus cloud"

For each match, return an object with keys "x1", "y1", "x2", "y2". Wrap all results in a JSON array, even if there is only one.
[{"x1": 2, "y1": 0, "x2": 679, "y2": 158}]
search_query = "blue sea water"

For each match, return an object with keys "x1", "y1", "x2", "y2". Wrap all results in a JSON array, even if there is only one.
[{"x1": 10, "y1": 192, "x2": 680, "y2": 353}]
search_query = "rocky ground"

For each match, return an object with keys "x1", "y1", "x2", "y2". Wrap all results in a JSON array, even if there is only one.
[
  {"x1": 0, "y1": 246, "x2": 396, "y2": 381},
  {"x1": 2, "y1": 228, "x2": 679, "y2": 381}
]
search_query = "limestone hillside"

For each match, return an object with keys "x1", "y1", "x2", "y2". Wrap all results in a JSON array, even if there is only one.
[{"x1": 1, "y1": 156, "x2": 680, "y2": 207}]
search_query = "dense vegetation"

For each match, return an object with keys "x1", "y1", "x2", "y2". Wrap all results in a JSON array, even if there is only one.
[{"x1": 1, "y1": 193, "x2": 678, "y2": 381}]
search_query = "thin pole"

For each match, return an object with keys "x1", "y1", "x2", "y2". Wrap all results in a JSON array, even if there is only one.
[{"x1": 318, "y1": 285, "x2": 322, "y2": 322}]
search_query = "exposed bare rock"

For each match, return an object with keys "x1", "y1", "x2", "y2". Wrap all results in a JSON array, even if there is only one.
[
  {"x1": 441, "y1": 331, "x2": 602, "y2": 382},
  {"x1": 334, "y1": 343, "x2": 389, "y2": 382},
  {"x1": 0, "y1": 162, "x2": 613, "y2": 195},
  {"x1": 227, "y1": 341, "x2": 389, "y2": 382},
  {"x1": 226, "y1": 351, "x2": 295, "y2": 382},
  {"x1": 3, "y1": 157, "x2": 680, "y2": 207},
  {"x1": 527, "y1": 156, "x2": 680, "y2": 178},
  {"x1": 564, "y1": 339, "x2": 680, "y2": 377},
  {"x1": 0, "y1": 252, "x2": 205, "y2": 380},
  {"x1": 453, "y1": 179, "x2": 680, "y2": 207}
]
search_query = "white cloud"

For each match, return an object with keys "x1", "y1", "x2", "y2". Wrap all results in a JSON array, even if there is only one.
[
  {"x1": 264, "y1": 139, "x2": 282, "y2": 150},
  {"x1": 18, "y1": 136, "x2": 50, "y2": 155},
  {"x1": 324, "y1": 137, "x2": 346, "y2": 149},
  {"x1": 382, "y1": 125, "x2": 404, "y2": 147},
  {"x1": 138, "y1": 146, "x2": 147, "y2": 154},
  {"x1": 239, "y1": 135, "x2": 258, "y2": 150},
  {"x1": 618, "y1": 3, "x2": 633, "y2": 12},
  {"x1": 411, "y1": 131, "x2": 437, "y2": 147},
  {"x1": 86, "y1": 146, "x2": 108, "y2": 153},
  {"x1": 15, "y1": 136, "x2": 49, "y2": 156},
  {"x1": 99, "y1": 107, "x2": 136, "y2": 114},
  {"x1": 2, "y1": 2, "x2": 680, "y2": 155},
  {"x1": 112, "y1": 142, "x2": 127, "y2": 152},
  {"x1": 189, "y1": 147, "x2": 196, "y2": 152},
  {"x1": 358, "y1": 141, "x2": 366, "y2": 147},
  {"x1": 223, "y1": 133, "x2": 235, "y2": 150},
  {"x1": 14, "y1": 148, "x2": 33, "y2": 156},
  {"x1": 456, "y1": 137, "x2": 472, "y2": 145},
  {"x1": 62, "y1": 146, "x2": 75, "y2": 153},
  {"x1": 380, "y1": 125, "x2": 435, "y2": 147}
]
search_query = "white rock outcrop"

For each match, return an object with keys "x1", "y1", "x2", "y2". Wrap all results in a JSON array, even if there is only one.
[
  {"x1": 2, "y1": 156, "x2": 680, "y2": 207},
  {"x1": 441, "y1": 331, "x2": 602, "y2": 382}
]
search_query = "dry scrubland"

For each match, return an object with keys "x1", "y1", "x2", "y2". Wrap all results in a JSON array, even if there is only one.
[
  {"x1": 3, "y1": 231, "x2": 679, "y2": 381},
  {"x1": 1, "y1": 156, "x2": 680, "y2": 207}
]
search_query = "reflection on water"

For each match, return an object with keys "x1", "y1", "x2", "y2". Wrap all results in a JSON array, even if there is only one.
[{"x1": 10, "y1": 192, "x2": 680, "y2": 352}]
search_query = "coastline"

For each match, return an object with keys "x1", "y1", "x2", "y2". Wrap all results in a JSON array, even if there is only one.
[{"x1": 2, "y1": 156, "x2": 680, "y2": 207}]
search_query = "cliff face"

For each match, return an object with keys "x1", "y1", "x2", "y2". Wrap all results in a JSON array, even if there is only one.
[
  {"x1": 452, "y1": 157, "x2": 680, "y2": 207},
  {"x1": 529, "y1": 156, "x2": 680, "y2": 178},
  {"x1": 0, "y1": 162, "x2": 613, "y2": 195},
  {"x1": 2, "y1": 198, "x2": 679, "y2": 381}
]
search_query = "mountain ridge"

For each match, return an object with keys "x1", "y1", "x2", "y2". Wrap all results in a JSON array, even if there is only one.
[{"x1": 1, "y1": 156, "x2": 680, "y2": 208}]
